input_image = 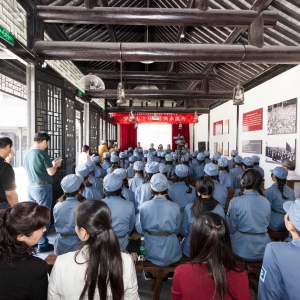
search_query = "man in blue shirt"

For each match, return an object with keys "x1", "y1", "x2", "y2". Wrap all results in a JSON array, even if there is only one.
[
  {"x1": 258, "y1": 199, "x2": 300, "y2": 299},
  {"x1": 24, "y1": 132, "x2": 62, "y2": 252}
]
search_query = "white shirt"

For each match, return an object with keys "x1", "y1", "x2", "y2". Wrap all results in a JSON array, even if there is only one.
[
  {"x1": 48, "y1": 246, "x2": 139, "y2": 300},
  {"x1": 78, "y1": 152, "x2": 91, "y2": 166},
  {"x1": 287, "y1": 171, "x2": 300, "y2": 198}
]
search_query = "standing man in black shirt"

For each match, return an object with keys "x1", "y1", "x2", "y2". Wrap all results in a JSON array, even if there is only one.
[{"x1": 0, "y1": 136, "x2": 18, "y2": 209}]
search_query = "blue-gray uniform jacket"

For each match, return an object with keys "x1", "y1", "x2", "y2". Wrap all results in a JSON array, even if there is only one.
[
  {"x1": 254, "y1": 164, "x2": 265, "y2": 178},
  {"x1": 53, "y1": 197, "x2": 81, "y2": 255},
  {"x1": 226, "y1": 191, "x2": 271, "y2": 261},
  {"x1": 212, "y1": 180, "x2": 228, "y2": 208},
  {"x1": 165, "y1": 164, "x2": 174, "y2": 178},
  {"x1": 264, "y1": 183, "x2": 295, "y2": 231},
  {"x1": 228, "y1": 158, "x2": 234, "y2": 169},
  {"x1": 89, "y1": 175, "x2": 103, "y2": 196},
  {"x1": 181, "y1": 201, "x2": 224, "y2": 257},
  {"x1": 230, "y1": 166, "x2": 243, "y2": 188},
  {"x1": 101, "y1": 160, "x2": 111, "y2": 170},
  {"x1": 94, "y1": 166, "x2": 106, "y2": 178},
  {"x1": 205, "y1": 158, "x2": 212, "y2": 164},
  {"x1": 119, "y1": 160, "x2": 129, "y2": 170},
  {"x1": 135, "y1": 196, "x2": 182, "y2": 266},
  {"x1": 219, "y1": 171, "x2": 234, "y2": 188},
  {"x1": 126, "y1": 165, "x2": 134, "y2": 178},
  {"x1": 102, "y1": 195, "x2": 135, "y2": 252},
  {"x1": 168, "y1": 182, "x2": 197, "y2": 211},
  {"x1": 82, "y1": 186, "x2": 103, "y2": 200},
  {"x1": 191, "y1": 163, "x2": 205, "y2": 179},
  {"x1": 258, "y1": 239, "x2": 300, "y2": 300},
  {"x1": 122, "y1": 186, "x2": 135, "y2": 204},
  {"x1": 134, "y1": 182, "x2": 152, "y2": 214},
  {"x1": 128, "y1": 175, "x2": 144, "y2": 194}
]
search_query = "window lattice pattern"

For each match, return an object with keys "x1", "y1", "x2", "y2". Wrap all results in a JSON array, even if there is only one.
[
  {"x1": 36, "y1": 81, "x2": 63, "y2": 160},
  {"x1": 0, "y1": 0, "x2": 27, "y2": 45},
  {"x1": 89, "y1": 110, "x2": 98, "y2": 153},
  {"x1": 44, "y1": 33, "x2": 85, "y2": 92},
  {"x1": 0, "y1": 73, "x2": 27, "y2": 99},
  {"x1": 65, "y1": 97, "x2": 75, "y2": 158}
]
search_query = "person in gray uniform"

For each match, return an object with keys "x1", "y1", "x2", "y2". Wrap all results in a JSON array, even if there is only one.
[
  {"x1": 134, "y1": 161, "x2": 159, "y2": 213},
  {"x1": 226, "y1": 169, "x2": 271, "y2": 261},
  {"x1": 106, "y1": 155, "x2": 119, "y2": 174},
  {"x1": 168, "y1": 164, "x2": 197, "y2": 212},
  {"x1": 191, "y1": 152, "x2": 205, "y2": 179},
  {"x1": 264, "y1": 167, "x2": 295, "y2": 231},
  {"x1": 204, "y1": 150, "x2": 212, "y2": 164},
  {"x1": 212, "y1": 151, "x2": 221, "y2": 164},
  {"x1": 102, "y1": 173, "x2": 135, "y2": 252},
  {"x1": 119, "y1": 152, "x2": 128, "y2": 169},
  {"x1": 126, "y1": 155, "x2": 136, "y2": 178},
  {"x1": 148, "y1": 143, "x2": 156, "y2": 152},
  {"x1": 159, "y1": 163, "x2": 173, "y2": 187},
  {"x1": 85, "y1": 161, "x2": 103, "y2": 195},
  {"x1": 135, "y1": 173, "x2": 182, "y2": 266},
  {"x1": 229, "y1": 155, "x2": 244, "y2": 188},
  {"x1": 235, "y1": 157, "x2": 254, "y2": 189},
  {"x1": 128, "y1": 161, "x2": 145, "y2": 194},
  {"x1": 252, "y1": 155, "x2": 264, "y2": 178},
  {"x1": 53, "y1": 174, "x2": 82, "y2": 255},
  {"x1": 258, "y1": 199, "x2": 300, "y2": 300},
  {"x1": 101, "y1": 152, "x2": 111, "y2": 170},
  {"x1": 204, "y1": 163, "x2": 228, "y2": 208},
  {"x1": 181, "y1": 176, "x2": 225, "y2": 257},
  {"x1": 75, "y1": 165, "x2": 103, "y2": 201},
  {"x1": 92, "y1": 155, "x2": 106, "y2": 178},
  {"x1": 113, "y1": 168, "x2": 135, "y2": 204},
  {"x1": 165, "y1": 154, "x2": 174, "y2": 178},
  {"x1": 228, "y1": 149, "x2": 238, "y2": 169},
  {"x1": 218, "y1": 157, "x2": 234, "y2": 188}
]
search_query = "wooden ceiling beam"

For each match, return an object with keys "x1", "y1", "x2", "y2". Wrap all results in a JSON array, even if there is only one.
[
  {"x1": 36, "y1": 6, "x2": 278, "y2": 28},
  {"x1": 35, "y1": 42, "x2": 300, "y2": 64},
  {"x1": 87, "y1": 70, "x2": 217, "y2": 81},
  {"x1": 86, "y1": 90, "x2": 233, "y2": 100},
  {"x1": 105, "y1": 106, "x2": 210, "y2": 113}
]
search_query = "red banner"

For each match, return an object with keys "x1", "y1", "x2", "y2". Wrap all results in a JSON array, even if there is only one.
[
  {"x1": 243, "y1": 108, "x2": 263, "y2": 132},
  {"x1": 111, "y1": 113, "x2": 197, "y2": 124}
]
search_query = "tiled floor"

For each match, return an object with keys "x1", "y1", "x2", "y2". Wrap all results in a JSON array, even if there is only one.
[{"x1": 40, "y1": 226, "x2": 256, "y2": 300}]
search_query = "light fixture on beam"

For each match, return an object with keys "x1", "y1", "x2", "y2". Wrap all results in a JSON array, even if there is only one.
[
  {"x1": 116, "y1": 43, "x2": 126, "y2": 104},
  {"x1": 233, "y1": 47, "x2": 245, "y2": 105}
]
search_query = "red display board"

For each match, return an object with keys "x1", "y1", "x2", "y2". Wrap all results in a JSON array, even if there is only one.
[
  {"x1": 213, "y1": 120, "x2": 223, "y2": 136},
  {"x1": 243, "y1": 108, "x2": 263, "y2": 132},
  {"x1": 111, "y1": 113, "x2": 196, "y2": 124}
]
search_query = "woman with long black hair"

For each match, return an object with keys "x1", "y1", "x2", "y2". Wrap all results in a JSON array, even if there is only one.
[
  {"x1": 48, "y1": 200, "x2": 139, "y2": 300},
  {"x1": 181, "y1": 176, "x2": 225, "y2": 257},
  {"x1": 0, "y1": 202, "x2": 49, "y2": 300},
  {"x1": 264, "y1": 166, "x2": 295, "y2": 231},
  {"x1": 172, "y1": 212, "x2": 250, "y2": 300}
]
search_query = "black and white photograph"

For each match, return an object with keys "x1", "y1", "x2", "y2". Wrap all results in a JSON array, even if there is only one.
[
  {"x1": 265, "y1": 139, "x2": 296, "y2": 165},
  {"x1": 267, "y1": 98, "x2": 297, "y2": 135}
]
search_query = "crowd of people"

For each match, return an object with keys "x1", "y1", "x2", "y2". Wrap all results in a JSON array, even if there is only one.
[{"x1": 0, "y1": 132, "x2": 300, "y2": 299}]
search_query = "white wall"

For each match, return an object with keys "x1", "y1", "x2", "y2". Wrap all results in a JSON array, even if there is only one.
[{"x1": 194, "y1": 64, "x2": 300, "y2": 189}]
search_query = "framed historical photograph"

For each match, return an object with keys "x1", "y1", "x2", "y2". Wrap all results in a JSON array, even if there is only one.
[
  {"x1": 223, "y1": 142, "x2": 229, "y2": 156},
  {"x1": 214, "y1": 142, "x2": 218, "y2": 152},
  {"x1": 218, "y1": 142, "x2": 223, "y2": 155},
  {"x1": 213, "y1": 120, "x2": 223, "y2": 136},
  {"x1": 242, "y1": 140, "x2": 262, "y2": 154},
  {"x1": 267, "y1": 98, "x2": 297, "y2": 135},
  {"x1": 224, "y1": 119, "x2": 229, "y2": 134},
  {"x1": 265, "y1": 139, "x2": 296, "y2": 165}
]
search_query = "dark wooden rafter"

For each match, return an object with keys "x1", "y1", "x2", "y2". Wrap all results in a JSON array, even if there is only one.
[
  {"x1": 84, "y1": 0, "x2": 97, "y2": 9},
  {"x1": 35, "y1": 42, "x2": 300, "y2": 64},
  {"x1": 87, "y1": 70, "x2": 217, "y2": 81},
  {"x1": 86, "y1": 90, "x2": 233, "y2": 100},
  {"x1": 105, "y1": 106, "x2": 210, "y2": 113},
  {"x1": 36, "y1": 6, "x2": 279, "y2": 27}
]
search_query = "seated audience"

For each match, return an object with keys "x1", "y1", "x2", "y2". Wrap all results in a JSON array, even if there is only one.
[
  {"x1": 85, "y1": 161, "x2": 103, "y2": 195},
  {"x1": 252, "y1": 155, "x2": 265, "y2": 178},
  {"x1": 92, "y1": 155, "x2": 107, "y2": 178},
  {"x1": 181, "y1": 176, "x2": 225, "y2": 257},
  {"x1": 172, "y1": 212, "x2": 250, "y2": 300},
  {"x1": 0, "y1": 202, "x2": 49, "y2": 299},
  {"x1": 48, "y1": 200, "x2": 139, "y2": 299},
  {"x1": 218, "y1": 157, "x2": 234, "y2": 188},
  {"x1": 126, "y1": 156, "x2": 136, "y2": 178},
  {"x1": 54, "y1": 174, "x2": 83, "y2": 255},
  {"x1": 135, "y1": 173, "x2": 182, "y2": 269},
  {"x1": 128, "y1": 161, "x2": 145, "y2": 193},
  {"x1": 228, "y1": 149, "x2": 238, "y2": 169},
  {"x1": 229, "y1": 155, "x2": 243, "y2": 188},
  {"x1": 265, "y1": 167, "x2": 295, "y2": 231},
  {"x1": 113, "y1": 168, "x2": 135, "y2": 204},
  {"x1": 258, "y1": 199, "x2": 300, "y2": 299},
  {"x1": 102, "y1": 173, "x2": 135, "y2": 252},
  {"x1": 191, "y1": 152, "x2": 205, "y2": 179},
  {"x1": 226, "y1": 169, "x2": 271, "y2": 261}
]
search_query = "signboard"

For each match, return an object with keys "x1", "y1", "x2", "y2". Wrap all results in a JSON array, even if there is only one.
[
  {"x1": 242, "y1": 140, "x2": 262, "y2": 154},
  {"x1": 0, "y1": 26, "x2": 15, "y2": 46},
  {"x1": 112, "y1": 113, "x2": 196, "y2": 124},
  {"x1": 243, "y1": 108, "x2": 263, "y2": 132},
  {"x1": 213, "y1": 120, "x2": 223, "y2": 136}
]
